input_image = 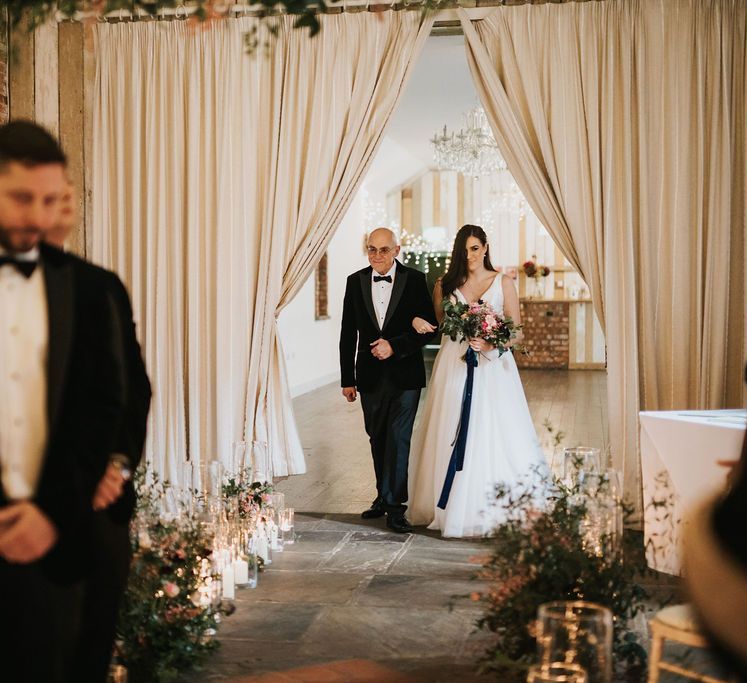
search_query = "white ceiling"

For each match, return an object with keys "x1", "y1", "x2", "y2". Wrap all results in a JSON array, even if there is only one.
[{"x1": 364, "y1": 34, "x2": 481, "y2": 197}]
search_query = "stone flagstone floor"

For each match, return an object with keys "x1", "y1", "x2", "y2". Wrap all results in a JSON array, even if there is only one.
[
  {"x1": 182, "y1": 514, "x2": 493, "y2": 681},
  {"x1": 181, "y1": 370, "x2": 693, "y2": 682}
]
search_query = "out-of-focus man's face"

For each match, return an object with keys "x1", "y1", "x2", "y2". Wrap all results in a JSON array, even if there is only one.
[
  {"x1": 0, "y1": 161, "x2": 66, "y2": 253},
  {"x1": 44, "y1": 180, "x2": 76, "y2": 248}
]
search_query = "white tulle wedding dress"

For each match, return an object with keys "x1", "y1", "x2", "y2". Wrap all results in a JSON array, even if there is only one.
[{"x1": 408, "y1": 275, "x2": 548, "y2": 537}]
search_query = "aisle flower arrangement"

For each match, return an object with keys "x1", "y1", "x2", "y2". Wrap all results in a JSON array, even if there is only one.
[
  {"x1": 222, "y1": 471, "x2": 274, "y2": 524},
  {"x1": 473, "y1": 475, "x2": 650, "y2": 682},
  {"x1": 116, "y1": 476, "x2": 224, "y2": 682}
]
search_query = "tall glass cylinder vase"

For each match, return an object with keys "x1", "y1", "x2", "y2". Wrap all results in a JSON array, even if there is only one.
[
  {"x1": 562, "y1": 447, "x2": 602, "y2": 488},
  {"x1": 251, "y1": 440, "x2": 269, "y2": 482},
  {"x1": 181, "y1": 459, "x2": 201, "y2": 516},
  {"x1": 207, "y1": 460, "x2": 225, "y2": 518},
  {"x1": 532, "y1": 276, "x2": 545, "y2": 299},
  {"x1": 537, "y1": 601, "x2": 613, "y2": 683},
  {"x1": 231, "y1": 441, "x2": 250, "y2": 481},
  {"x1": 267, "y1": 492, "x2": 285, "y2": 552}
]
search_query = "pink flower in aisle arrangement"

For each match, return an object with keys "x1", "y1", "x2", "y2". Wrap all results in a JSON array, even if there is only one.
[{"x1": 163, "y1": 581, "x2": 180, "y2": 598}]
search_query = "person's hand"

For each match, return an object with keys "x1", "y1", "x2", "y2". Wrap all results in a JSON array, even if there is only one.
[
  {"x1": 371, "y1": 338, "x2": 393, "y2": 360},
  {"x1": 0, "y1": 501, "x2": 58, "y2": 563},
  {"x1": 412, "y1": 317, "x2": 437, "y2": 334},
  {"x1": 468, "y1": 337, "x2": 494, "y2": 353},
  {"x1": 342, "y1": 387, "x2": 357, "y2": 402},
  {"x1": 93, "y1": 461, "x2": 128, "y2": 510}
]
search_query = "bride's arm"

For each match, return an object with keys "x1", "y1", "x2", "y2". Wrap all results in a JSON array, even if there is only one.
[
  {"x1": 502, "y1": 275, "x2": 524, "y2": 346},
  {"x1": 432, "y1": 278, "x2": 445, "y2": 325}
]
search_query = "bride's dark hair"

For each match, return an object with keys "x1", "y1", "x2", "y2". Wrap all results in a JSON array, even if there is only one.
[{"x1": 441, "y1": 224, "x2": 496, "y2": 300}]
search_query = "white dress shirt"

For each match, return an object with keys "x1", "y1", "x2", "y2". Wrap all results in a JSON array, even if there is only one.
[
  {"x1": 0, "y1": 247, "x2": 48, "y2": 500},
  {"x1": 371, "y1": 263, "x2": 396, "y2": 329}
]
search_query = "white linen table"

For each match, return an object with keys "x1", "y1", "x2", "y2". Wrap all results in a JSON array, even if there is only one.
[{"x1": 640, "y1": 409, "x2": 746, "y2": 575}]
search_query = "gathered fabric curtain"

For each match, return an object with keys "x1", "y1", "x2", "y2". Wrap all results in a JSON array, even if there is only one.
[
  {"x1": 460, "y1": 0, "x2": 746, "y2": 513},
  {"x1": 91, "y1": 12, "x2": 433, "y2": 483}
]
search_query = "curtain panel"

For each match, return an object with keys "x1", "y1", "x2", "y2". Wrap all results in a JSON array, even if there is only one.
[
  {"x1": 461, "y1": 0, "x2": 746, "y2": 513},
  {"x1": 92, "y1": 12, "x2": 433, "y2": 482}
]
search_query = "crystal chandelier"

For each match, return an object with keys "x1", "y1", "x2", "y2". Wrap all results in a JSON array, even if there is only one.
[{"x1": 430, "y1": 107, "x2": 507, "y2": 178}]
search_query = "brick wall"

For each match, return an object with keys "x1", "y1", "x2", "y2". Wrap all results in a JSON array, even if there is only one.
[
  {"x1": 0, "y1": 10, "x2": 7, "y2": 124},
  {"x1": 516, "y1": 300, "x2": 569, "y2": 369}
]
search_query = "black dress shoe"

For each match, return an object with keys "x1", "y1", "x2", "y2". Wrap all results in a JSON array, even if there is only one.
[
  {"x1": 386, "y1": 514, "x2": 413, "y2": 534},
  {"x1": 361, "y1": 500, "x2": 385, "y2": 519}
]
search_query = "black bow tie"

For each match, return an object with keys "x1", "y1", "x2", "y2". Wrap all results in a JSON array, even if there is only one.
[
  {"x1": 0, "y1": 255, "x2": 37, "y2": 279},
  {"x1": 373, "y1": 275, "x2": 392, "y2": 283}
]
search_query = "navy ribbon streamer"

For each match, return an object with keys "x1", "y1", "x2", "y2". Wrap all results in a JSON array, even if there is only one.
[{"x1": 437, "y1": 346, "x2": 478, "y2": 509}]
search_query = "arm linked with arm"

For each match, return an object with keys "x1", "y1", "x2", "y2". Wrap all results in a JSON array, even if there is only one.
[{"x1": 389, "y1": 272, "x2": 438, "y2": 359}]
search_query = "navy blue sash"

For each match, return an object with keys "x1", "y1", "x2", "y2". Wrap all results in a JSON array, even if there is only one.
[{"x1": 437, "y1": 347, "x2": 478, "y2": 509}]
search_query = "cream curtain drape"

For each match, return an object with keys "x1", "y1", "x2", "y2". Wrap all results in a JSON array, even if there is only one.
[
  {"x1": 91, "y1": 13, "x2": 433, "y2": 482},
  {"x1": 461, "y1": 0, "x2": 746, "y2": 513}
]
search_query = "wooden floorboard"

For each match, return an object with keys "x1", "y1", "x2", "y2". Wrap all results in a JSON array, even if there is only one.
[{"x1": 277, "y1": 369, "x2": 608, "y2": 514}]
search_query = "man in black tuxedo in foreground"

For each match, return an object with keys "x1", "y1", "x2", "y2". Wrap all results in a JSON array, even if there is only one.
[
  {"x1": 0, "y1": 121, "x2": 132, "y2": 682},
  {"x1": 340, "y1": 228, "x2": 437, "y2": 533},
  {"x1": 46, "y1": 180, "x2": 152, "y2": 681}
]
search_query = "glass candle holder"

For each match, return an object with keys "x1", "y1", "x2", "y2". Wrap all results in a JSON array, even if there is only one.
[
  {"x1": 537, "y1": 601, "x2": 612, "y2": 683},
  {"x1": 527, "y1": 663, "x2": 588, "y2": 683},
  {"x1": 279, "y1": 507, "x2": 295, "y2": 545},
  {"x1": 563, "y1": 448, "x2": 602, "y2": 486}
]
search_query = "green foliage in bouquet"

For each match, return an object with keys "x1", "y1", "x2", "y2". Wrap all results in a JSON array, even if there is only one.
[
  {"x1": 117, "y1": 474, "x2": 223, "y2": 682},
  {"x1": 474, "y1": 477, "x2": 650, "y2": 682},
  {"x1": 440, "y1": 299, "x2": 472, "y2": 342}
]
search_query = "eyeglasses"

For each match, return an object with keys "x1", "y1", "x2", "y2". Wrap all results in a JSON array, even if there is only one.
[{"x1": 366, "y1": 246, "x2": 394, "y2": 256}]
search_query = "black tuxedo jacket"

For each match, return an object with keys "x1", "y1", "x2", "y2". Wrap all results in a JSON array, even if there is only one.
[
  {"x1": 339, "y1": 261, "x2": 437, "y2": 393},
  {"x1": 101, "y1": 269, "x2": 151, "y2": 525},
  {"x1": 0, "y1": 244, "x2": 129, "y2": 582}
]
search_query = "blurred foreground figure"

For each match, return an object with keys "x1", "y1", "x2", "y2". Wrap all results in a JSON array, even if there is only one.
[{"x1": 684, "y1": 365, "x2": 747, "y2": 678}]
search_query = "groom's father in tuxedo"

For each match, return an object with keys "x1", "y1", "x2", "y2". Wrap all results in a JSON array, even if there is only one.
[
  {"x1": 0, "y1": 121, "x2": 127, "y2": 682},
  {"x1": 340, "y1": 228, "x2": 437, "y2": 532}
]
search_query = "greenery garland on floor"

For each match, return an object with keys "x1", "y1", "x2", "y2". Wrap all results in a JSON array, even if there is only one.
[{"x1": 473, "y1": 476, "x2": 651, "y2": 682}]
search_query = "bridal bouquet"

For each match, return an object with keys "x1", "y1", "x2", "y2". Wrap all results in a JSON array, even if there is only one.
[{"x1": 441, "y1": 298, "x2": 523, "y2": 359}]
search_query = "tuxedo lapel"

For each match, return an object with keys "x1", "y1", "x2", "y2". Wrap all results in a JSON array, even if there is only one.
[
  {"x1": 383, "y1": 262, "x2": 408, "y2": 331},
  {"x1": 359, "y1": 267, "x2": 379, "y2": 330},
  {"x1": 42, "y1": 247, "x2": 74, "y2": 434}
]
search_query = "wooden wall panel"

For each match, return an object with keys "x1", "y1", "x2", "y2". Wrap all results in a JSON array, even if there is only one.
[{"x1": 58, "y1": 22, "x2": 85, "y2": 256}]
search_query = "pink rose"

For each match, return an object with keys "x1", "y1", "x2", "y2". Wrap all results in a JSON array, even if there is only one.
[{"x1": 163, "y1": 581, "x2": 180, "y2": 598}]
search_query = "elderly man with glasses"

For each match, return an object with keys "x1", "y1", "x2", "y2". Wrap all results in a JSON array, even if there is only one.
[{"x1": 339, "y1": 227, "x2": 437, "y2": 533}]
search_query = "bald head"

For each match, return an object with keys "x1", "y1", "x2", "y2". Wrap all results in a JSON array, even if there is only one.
[{"x1": 368, "y1": 227, "x2": 398, "y2": 247}]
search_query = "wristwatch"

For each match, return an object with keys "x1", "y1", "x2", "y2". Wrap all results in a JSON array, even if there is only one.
[{"x1": 110, "y1": 454, "x2": 133, "y2": 482}]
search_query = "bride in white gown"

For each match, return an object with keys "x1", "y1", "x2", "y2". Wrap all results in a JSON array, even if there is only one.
[{"x1": 408, "y1": 224, "x2": 548, "y2": 538}]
